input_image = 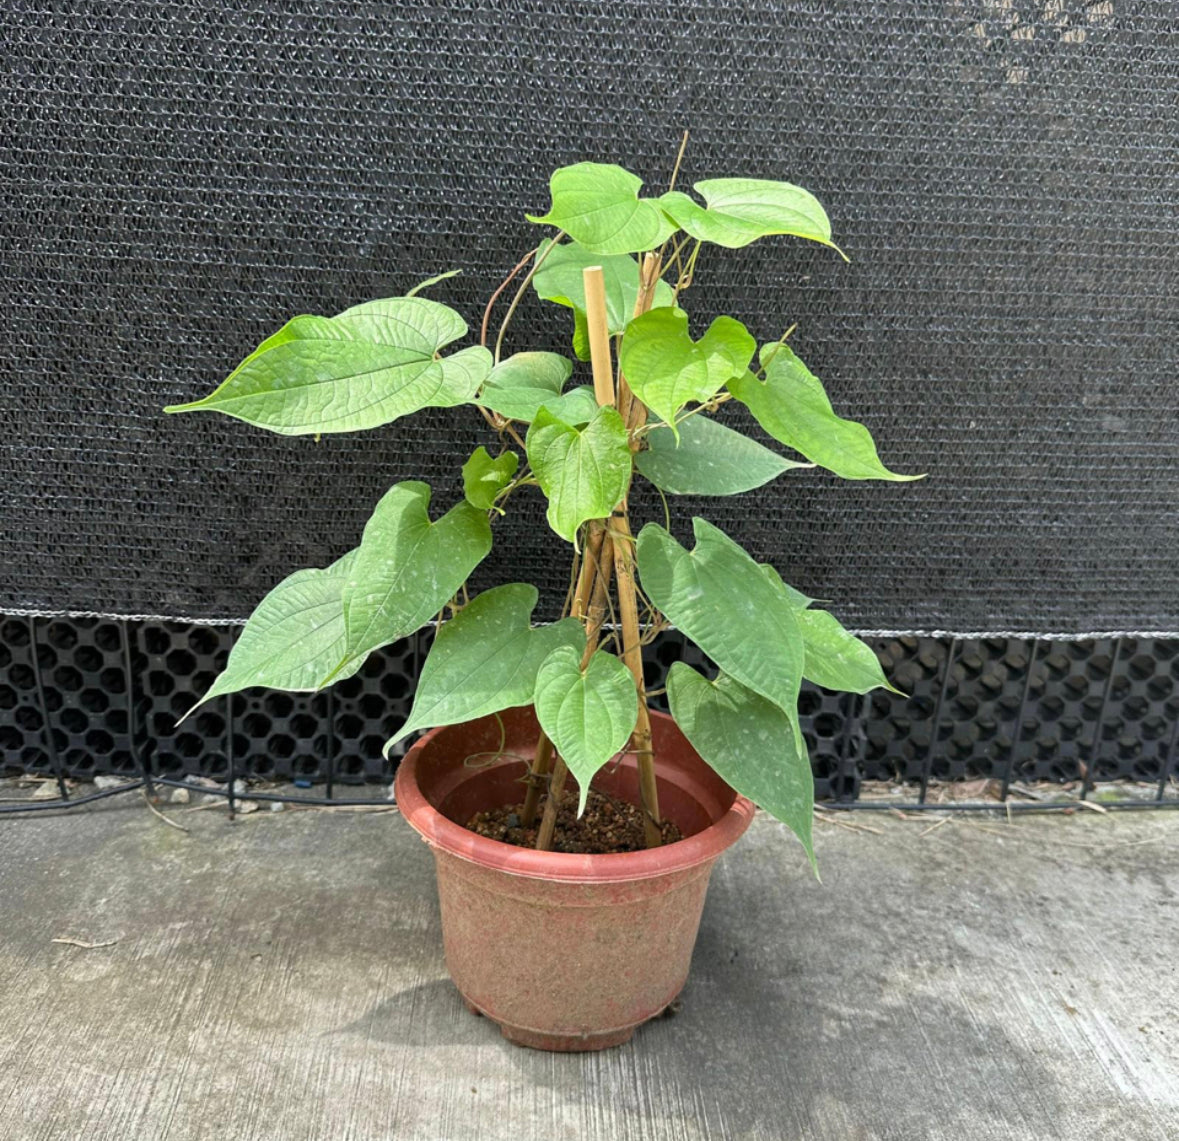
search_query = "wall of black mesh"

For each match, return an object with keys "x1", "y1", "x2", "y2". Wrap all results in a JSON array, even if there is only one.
[
  {"x1": 3, "y1": 2, "x2": 1178, "y2": 633},
  {"x1": 3, "y1": 616, "x2": 1176, "y2": 801}
]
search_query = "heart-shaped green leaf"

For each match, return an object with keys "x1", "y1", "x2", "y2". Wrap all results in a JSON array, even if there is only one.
[
  {"x1": 531, "y1": 239, "x2": 675, "y2": 360},
  {"x1": 462, "y1": 446, "x2": 518, "y2": 510},
  {"x1": 761, "y1": 563, "x2": 814, "y2": 611},
  {"x1": 404, "y1": 267, "x2": 462, "y2": 297},
  {"x1": 483, "y1": 351, "x2": 571, "y2": 399},
  {"x1": 636, "y1": 412, "x2": 809, "y2": 496},
  {"x1": 636, "y1": 518, "x2": 805, "y2": 729},
  {"x1": 336, "y1": 482, "x2": 492, "y2": 677},
  {"x1": 667, "y1": 663, "x2": 816, "y2": 874},
  {"x1": 534, "y1": 645, "x2": 639, "y2": 816},
  {"x1": 619, "y1": 308, "x2": 755, "y2": 438},
  {"x1": 387, "y1": 584, "x2": 585, "y2": 750},
  {"x1": 526, "y1": 162, "x2": 678, "y2": 255},
  {"x1": 179, "y1": 550, "x2": 360, "y2": 720},
  {"x1": 333, "y1": 295, "x2": 468, "y2": 345},
  {"x1": 477, "y1": 352, "x2": 597, "y2": 425},
  {"x1": 165, "y1": 297, "x2": 491, "y2": 436},
  {"x1": 728, "y1": 345, "x2": 923, "y2": 482},
  {"x1": 658, "y1": 178, "x2": 844, "y2": 257},
  {"x1": 526, "y1": 406, "x2": 632, "y2": 545},
  {"x1": 800, "y1": 609, "x2": 900, "y2": 695}
]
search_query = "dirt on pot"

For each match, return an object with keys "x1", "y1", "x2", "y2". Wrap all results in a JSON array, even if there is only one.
[{"x1": 466, "y1": 787, "x2": 683, "y2": 854}]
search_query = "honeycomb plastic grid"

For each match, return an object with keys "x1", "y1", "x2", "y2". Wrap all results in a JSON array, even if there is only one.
[
  {"x1": 855, "y1": 638, "x2": 952, "y2": 788},
  {"x1": 6, "y1": 618, "x2": 139, "y2": 780},
  {"x1": 933, "y1": 638, "x2": 1037, "y2": 784},
  {"x1": 0, "y1": 618, "x2": 48, "y2": 776},
  {"x1": 1092, "y1": 638, "x2": 1179, "y2": 786},
  {"x1": 328, "y1": 633, "x2": 419, "y2": 778},
  {"x1": 1, "y1": 618, "x2": 1176, "y2": 799},
  {"x1": 1017, "y1": 639, "x2": 1116, "y2": 784},
  {"x1": 135, "y1": 622, "x2": 231, "y2": 779}
]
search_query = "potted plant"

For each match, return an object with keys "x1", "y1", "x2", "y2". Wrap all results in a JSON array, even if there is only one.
[{"x1": 166, "y1": 151, "x2": 918, "y2": 1051}]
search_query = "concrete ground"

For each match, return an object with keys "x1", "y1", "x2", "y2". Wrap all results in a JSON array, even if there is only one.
[{"x1": 0, "y1": 796, "x2": 1176, "y2": 1141}]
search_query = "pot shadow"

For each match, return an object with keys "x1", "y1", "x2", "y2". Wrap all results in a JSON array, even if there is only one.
[{"x1": 333, "y1": 977, "x2": 495, "y2": 1049}]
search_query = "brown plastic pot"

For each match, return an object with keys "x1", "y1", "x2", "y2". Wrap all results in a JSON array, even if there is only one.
[{"x1": 394, "y1": 705, "x2": 754, "y2": 1052}]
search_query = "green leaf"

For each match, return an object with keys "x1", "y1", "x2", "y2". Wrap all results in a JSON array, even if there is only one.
[
  {"x1": 462, "y1": 446, "x2": 518, "y2": 510},
  {"x1": 387, "y1": 584, "x2": 585, "y2": 749},
  {"x1": 526, "y1": 162, "x2": 678, "y2": 255},
  {"x1": 432, "y1": 346, "x2": 494, "y2": 402},
  {"x1": 477, "y1": 352, "x2": 597, "y2": 425},
  {"x1": 532, "y1": 239, "x2": 675, "y2": 360},
  {"x1": 179, "y1": 550, "x2": 360, "y2": 720},
  {"x1": 165, "y1": 297, "x2": 491, "y2": 436},
  {"x1": 658, "y1": 178, "x2": 845, "y2": 257},
  {"x1": 334, "y1": 295, "x2": 468, "y2": 345},
  {"x1": 336, "y1": 482, "x2": 492, "y2": 676},
  {"x1": 636, "y1": 412, "x2": 809, "y2": 496},
  {"x1": 800, "y1": 609, "x2": 900, "y2": 695},
  {"x1": 485, "y1": 351, "x2": 572, "y2": 398},
  {"x1": 667, "y1": 664, "x2": 816, "y2": 874},
  {"x1": 534, "y1": 645, "x2": 639, "y2": 816},
  {"x1": 526, "y1": 406, "x2": 632, "y2": 545},
  {"x1": 761, "y1": 563, "x2": 814, "y2": 611},
  {"x1": 404, "y1": 268, "x2": 462, "y2": 297},
  {"x1": 619, "y1": 308, "x2": 755, "y2": 439},
  {"x1": 728, "y1": 345, "x2": 923, "y2": 482},
  {"x1": 635, "y1": 518, "x2": 805, "y2": 728}
]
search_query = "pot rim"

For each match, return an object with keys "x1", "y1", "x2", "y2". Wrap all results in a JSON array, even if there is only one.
[{"x1": 394, "y1": 713, "x2": 756, "y2": 885}]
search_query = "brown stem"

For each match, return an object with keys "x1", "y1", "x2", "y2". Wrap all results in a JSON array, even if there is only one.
[
  {"x1": 493, "y1": 231, "x2": 564, "y2": 364},
  {"x1": 522, "y1": 521, "x2": 610, "y2": 830},
  {"x1": 534, "y1": 757, "x2": 570, "y2": 851},
  {"x1": 611, "y1": 507, "x2": 662, "y2": 848},
  {"x1": 519, "y1": 733, "x2": 555, "y2": 830},
  {"x1": 531, "y1": 253, "x2": 663, "y2": 850},
  {"x1": 668, "y1": 129, "x2": 690, "y2": 194},
  {"x1": 533, "y1": 527, "x2": 615, "y2": 848},
  {"x1": 480, "y1": 246, "x2": 539, "y2": 348},
  {"x1": 614, "y1": 249, "x2": 666, "y2": 848},
  {"x1": 618, "y1": 253, "x2": 662, "y2": 433},
  {"x1": 583, "y1": 532, "x2": 615, "y2": 653}
]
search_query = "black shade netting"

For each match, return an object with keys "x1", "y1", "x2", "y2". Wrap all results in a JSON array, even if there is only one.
[{"x1": 3, "y1": 1, "x2": 1177, "y2": 634}]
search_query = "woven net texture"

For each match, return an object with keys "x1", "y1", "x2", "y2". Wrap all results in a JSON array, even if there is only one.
[{"x1": 3, "y1": 1, "x2": 1177, "y2": 634}]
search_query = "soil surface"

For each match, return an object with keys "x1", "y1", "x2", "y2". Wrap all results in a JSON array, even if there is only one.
[{"x1": 466, "y1": 787, "x2": 683, "y2": 854}]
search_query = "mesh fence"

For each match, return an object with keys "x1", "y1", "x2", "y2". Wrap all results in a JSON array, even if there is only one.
[
  {"x1": 3, "y1": 1, "x2": 1178, "y2": 634},
  {"x1": 4, "y1": 616, "x2": 1176, "y2": 804}
]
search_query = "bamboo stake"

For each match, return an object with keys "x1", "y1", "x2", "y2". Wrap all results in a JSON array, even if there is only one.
[
  {"x1": 537, "y1": 269, "x2": 627, "y2": 848},
  {"x1": 533, "y1": 256, "x2": 667, "y2": 850},
  {"x1": 533, "y1": 265, "x2": 622, "y2": 849},
  {"x1": 582, "y1": 266, "x2": 616, "y2": 408}
]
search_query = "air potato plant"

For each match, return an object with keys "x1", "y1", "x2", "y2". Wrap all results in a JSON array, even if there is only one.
[{"x1": 167, "y1": 154, "x2": 918, "y2": 865}]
